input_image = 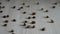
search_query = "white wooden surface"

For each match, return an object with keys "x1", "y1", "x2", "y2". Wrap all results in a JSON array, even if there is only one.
[{"x1": 0, "y1": 0, "x2": 60, "y2": 34}]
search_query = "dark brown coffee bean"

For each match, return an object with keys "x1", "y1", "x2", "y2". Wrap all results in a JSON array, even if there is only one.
[
  {"x1": 31, "y1": 12, "x2": 36, "y2": 15},
  {"x1": 30, "y1": 21, "x2": 36, "y2": 24},
  {"x1": 25, "y1": 25, "x2": 30, "y2": 28},
  {"x1": 12, "y1": 19, "x2": 16, "y2": 22},
  {"x1": 32, "y1": 16, "x2": 36, "y2": 19},
  {"x1": 20, "y1": 23, "x2": 26, "y2": 26},
  {"x1": 22, "y1": 11, "x2": 26, "y2": 14},
  {"x1": 27, "y1": 16, "x2": 31, "y2": 19},
  {"x1": 9, "y1": 30, "x2": 14, "y2": 32},
  {"x1": 31, "y1": 25, "x2": 35, "y2": 28},
  {"x1": 0, "y1": 2, "x2": 2, "y2": 5},
  {"x1": 53, "y1": 2, "x2": 57, "y2": 5},
  {"x1": 52, "y1": 6, "x2": 56, "y2": 8},
  {"x1": 22, "y1": 3, "x2": 25, "y2": 5},
  {"x1": 2, "y1": 15, "x2": 7, "y2": 18},
  {"x1": 11, "y1": 6, "x2": 16, "y2": 9},
  {"x1": 40, "y1": 27, "x2": 45, "y2": 31},
  {"x1": 17, "y1": 6, "x2": 23, "y2": 10},
  {"x1": 44, "y1": 10, "x2": 48, "y2": 12},
  {"x1": 0, "y1": 10, "x2": 3, "y2": 13},
  {"x1": 12, "y1": 33, "x2": 15, "y2": 34},
  {"x1": 44, "y1": 16, "x2": 49, "y2": 18},
  {"x1": 2, "y1": 24, "x2": 7, "y2": 27},
  {"x1": 40, "y1": 8, "x2": 44, "y2": 11},
  {"x1": 36, "y1": 2, "x2": 39, "y2": 5},
  {"x1": 1, "y1": 6, "x2": 5, "y2": 8},
  {"x1": 23, "y1": 21, "x2": 28, "y2": 23},
  {"x1": 6, "y1": 15, "x2": 9, "y2": 18},
  {"x1": 3, "y1": 20, "x2": 8, "y2": 23},
  {"x1": 26, "y1": 5, "x2": 30, "y2": 8},
  {"x1": 49, "y1": 20, "x2": 54, "y2": 23}
]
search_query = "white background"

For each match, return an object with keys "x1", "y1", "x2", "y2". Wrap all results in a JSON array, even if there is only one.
[{"x1": 0, "y1": 0, "x2": 60, "y2": 34}]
